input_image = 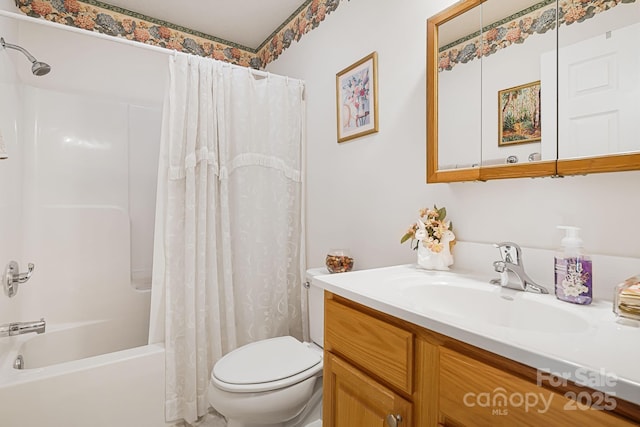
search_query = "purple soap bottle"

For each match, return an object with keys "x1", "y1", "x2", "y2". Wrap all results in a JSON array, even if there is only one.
[{"x1": 554, "y1": 226, "x2": 592, "y2": 305}]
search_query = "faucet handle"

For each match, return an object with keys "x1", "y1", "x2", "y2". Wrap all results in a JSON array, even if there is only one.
[
  {"x1": 493, "y1": 260, "x2": 506, "y2": 273},
  {"x1": 493, "y1": 242, "x2": 522, "y2": 265},
  {"x1": 4, "y1": 261, "x2": 35, "y2": 298}
]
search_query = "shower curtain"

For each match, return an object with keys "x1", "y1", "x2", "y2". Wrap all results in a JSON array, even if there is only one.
[{"x1": 149, "y1": 53, "x2": 306, "y2": 424}]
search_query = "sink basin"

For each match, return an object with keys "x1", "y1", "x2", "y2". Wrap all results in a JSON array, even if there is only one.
[
  {"x1": 391, "y1": 276, "x2": 589, "y2": 334},
  {"x1": 316, "y1": 267, "x2": 592, "y2": 335}
]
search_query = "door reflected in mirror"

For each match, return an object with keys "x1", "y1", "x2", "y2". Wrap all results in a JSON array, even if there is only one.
[{"x1": 558, "y1": 0, "x2": 640, "y2": 160}]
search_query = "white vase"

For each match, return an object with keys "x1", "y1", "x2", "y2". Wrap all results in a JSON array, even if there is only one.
[{"x1": 417, "y1": 242, "x2": 454, "y2": 271}]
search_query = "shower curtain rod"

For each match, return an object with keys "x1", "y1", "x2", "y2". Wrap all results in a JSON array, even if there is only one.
[{"x1": 0, "y1": 9, "x2": 282, "y2": 80}]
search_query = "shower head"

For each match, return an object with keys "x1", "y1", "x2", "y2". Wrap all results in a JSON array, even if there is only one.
[
  {"x1": 0, "y1": 37, "x2": 51, "y2": 76},
  {"x1": 31, "y1": 61, "x2": 51, "y2": 76}
]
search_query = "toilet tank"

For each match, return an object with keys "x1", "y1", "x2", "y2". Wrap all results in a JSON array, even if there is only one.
[{"x1": 305, "y1": 268, "x2": 327, "y2": 348}]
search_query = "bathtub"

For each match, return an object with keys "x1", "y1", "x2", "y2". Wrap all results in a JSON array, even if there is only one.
[{"x1": 0, "y1": 320, "x2": 169, "y2": 427}]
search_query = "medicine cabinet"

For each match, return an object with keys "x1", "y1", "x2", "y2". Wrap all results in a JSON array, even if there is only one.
[{"x1": 427, "y1": 0, "x2": 640, "y2": 183}]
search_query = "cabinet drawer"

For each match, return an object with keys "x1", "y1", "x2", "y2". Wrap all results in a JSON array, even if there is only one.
[{"x1": 325, "y1": 297, "x2": 413, "y2": 394}]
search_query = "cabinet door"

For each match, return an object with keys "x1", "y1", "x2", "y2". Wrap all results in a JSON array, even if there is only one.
[
  {"x1": 439, "y1": 347, "x2": 636, "y2": 427},
  {"x1": 324, "y1": 353, "x2": 412, "y2": 427}
]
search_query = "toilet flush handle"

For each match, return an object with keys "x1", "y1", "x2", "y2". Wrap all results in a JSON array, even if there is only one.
[{"x1": 386, "y1": 414, "x2": 402, "y2": 427}]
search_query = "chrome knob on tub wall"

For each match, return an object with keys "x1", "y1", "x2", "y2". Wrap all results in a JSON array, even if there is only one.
[{"x1": 4, "y1": 260, "x2": 35, "y2": 297}]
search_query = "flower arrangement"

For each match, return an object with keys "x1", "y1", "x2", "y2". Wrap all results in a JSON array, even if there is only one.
[{"x1": 400, "y1": 205, "x2": 454, "y2": 253}]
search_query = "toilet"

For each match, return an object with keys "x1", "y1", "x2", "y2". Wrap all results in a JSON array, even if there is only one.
[{"x1": 207, "y1": 269, "x2": 326, "y2": 427}]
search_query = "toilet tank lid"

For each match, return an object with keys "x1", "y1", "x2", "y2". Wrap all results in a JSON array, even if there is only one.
[{"x1": 213, "y1": 336, "x2": 322, "y2": 385}]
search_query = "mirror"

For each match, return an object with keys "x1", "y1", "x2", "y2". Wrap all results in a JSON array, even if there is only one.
[
  {"x1": 427, "y1": 0, "x2": 640, "y2": 183},
  {"x1": 427, "y1": 0, "x2": 482, "y2": 182},
  {"x1": 557, "y1": 0, "x2": 640, "y2": 175},
  {"x1": 435, "y1": 3, "x2": 482, "y2": 177},
  {"x1": 479, "y1": 0, "x2": 556, "y2": 171},
  {"x1": 428, "y1": 0, "x2": 557, "y2": 182}
]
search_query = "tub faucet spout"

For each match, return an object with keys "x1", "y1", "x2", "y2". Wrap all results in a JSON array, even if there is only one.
[{"x1": 0, "y1": 318, "x2": 46, "y2": 337}]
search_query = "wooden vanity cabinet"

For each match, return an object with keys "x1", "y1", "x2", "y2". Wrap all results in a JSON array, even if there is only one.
[{"x1": 323, "y1": 292, "x2": 640, "y2": 427}]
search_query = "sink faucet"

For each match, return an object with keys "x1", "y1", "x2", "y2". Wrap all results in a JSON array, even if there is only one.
[
  {"x1": 490, "y1": 242, "x2": 548, "y2": 294},
  {"x1": 0, "y1": 318, "x2": 46, "y2": 337}
]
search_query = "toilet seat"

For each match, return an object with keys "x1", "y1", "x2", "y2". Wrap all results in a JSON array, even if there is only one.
[{"x1": 212, "y1": 336, "x2": 323, "y2": 393}]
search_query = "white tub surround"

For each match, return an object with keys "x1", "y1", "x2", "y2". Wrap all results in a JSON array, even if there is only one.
[
  {"x1": 0, "y1": 11, "x2": 166, "y2": 427},
  {"x1": 314, "y1": 264, "x2": 640, "y2": 407}
]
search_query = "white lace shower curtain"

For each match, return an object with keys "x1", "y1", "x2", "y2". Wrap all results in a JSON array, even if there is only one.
[{"x1": 149, "y1": 53, "x2": 306, "y2": 424}]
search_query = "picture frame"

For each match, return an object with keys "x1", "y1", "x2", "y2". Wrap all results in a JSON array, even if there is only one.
[
  {"x1": 336, "y1": 52, "x2": 379, "y2": 143},
  {"x1": 498, "y1": 80, "x2": 541, "y2": 146}
]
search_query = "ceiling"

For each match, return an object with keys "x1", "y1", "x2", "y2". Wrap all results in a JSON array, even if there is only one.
[{"x1": 101, "y1": 0, "x2": 309, "y2": 50}]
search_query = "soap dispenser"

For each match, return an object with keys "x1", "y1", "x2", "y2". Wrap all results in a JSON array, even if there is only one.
[{"x1": 554, "y1": 226, "x2": 592, "y2": 305}]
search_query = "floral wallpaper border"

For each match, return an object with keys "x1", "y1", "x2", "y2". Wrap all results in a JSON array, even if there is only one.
[
  {"x1": 256, "y1": 0, "x2": 342, "y2": 66},
  {"x1": 14, "y1": 0, "x2": 347, "y2": 68},
  {"x1": 439, "y1": 0, "x2": 637, "y2": 72}
]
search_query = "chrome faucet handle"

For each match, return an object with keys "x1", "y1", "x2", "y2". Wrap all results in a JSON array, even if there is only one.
[
  {"x1": 491, "y1": 243, "x2": 549, "y2": 294},
  {"x1": 492, "y1": 260, "x2": 506, "y2": 273},
  {"x1": 17, "y1": 263, "x2": 35, "y2": 283},
  {"x1": 4, "y1": 261, "x2": 35, "y2": 298},
  {"x1": 493, "y1": 242, "x2": 522, "y2": 265}
]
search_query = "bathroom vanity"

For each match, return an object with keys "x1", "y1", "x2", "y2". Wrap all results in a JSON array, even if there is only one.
[{"x1": 315, "y1": 266, "x2": 640, "y2": 426}]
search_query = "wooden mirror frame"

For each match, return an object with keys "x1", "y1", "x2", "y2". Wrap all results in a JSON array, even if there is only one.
[{"x1": 426, "y1": 0, "x2": 557, "y2": 183}]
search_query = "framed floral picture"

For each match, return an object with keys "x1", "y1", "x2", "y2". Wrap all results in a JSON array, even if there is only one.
[
  {"x1": 498, "y1": 81, "x2": 541, "y2": 146},
  {"x1": 336, "y1": 52, "x2": 379, "y2": 143}
]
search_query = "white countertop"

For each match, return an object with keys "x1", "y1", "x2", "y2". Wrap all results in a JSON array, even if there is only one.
[{"x1": 313, "y1": 264, "x2": 640, "y2": 406}]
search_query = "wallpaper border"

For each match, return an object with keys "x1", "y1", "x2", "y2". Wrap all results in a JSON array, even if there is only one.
[{"x1": 13, "y1": 0, "x2": 348, "y2": 68}]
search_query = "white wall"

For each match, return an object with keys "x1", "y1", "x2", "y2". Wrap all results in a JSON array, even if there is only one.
[
  {"x1": 0, "y1": 0, "x2": 14, "y2": 12},
  {"x1": 267, "y1": 0, "x2": 640, "y2": 293}
]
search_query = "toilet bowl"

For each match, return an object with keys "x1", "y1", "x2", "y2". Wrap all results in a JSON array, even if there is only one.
[{"x1": 207, "y1": 269, "x2": 326, "y2": 427}]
